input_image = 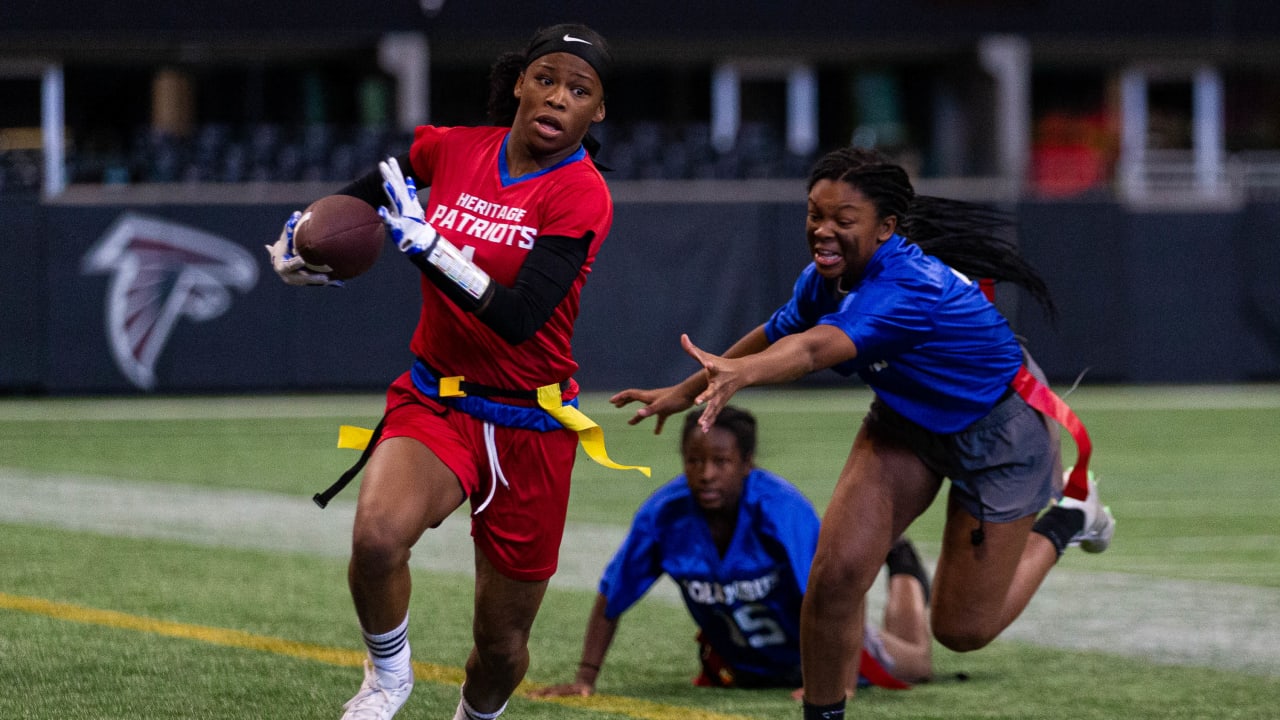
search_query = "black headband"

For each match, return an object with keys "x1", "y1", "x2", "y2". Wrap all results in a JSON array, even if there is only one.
[{"x1": 524, "y1": 29, "x2": 612, "y2": 87}]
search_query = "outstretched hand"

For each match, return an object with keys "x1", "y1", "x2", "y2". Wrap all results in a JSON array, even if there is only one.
[
  {"x1": 609, "y1": 384, "x2": 697, "y2": 435},
  {"x1": 682, "y1": 333, "x2": 747, "y2": 432}
]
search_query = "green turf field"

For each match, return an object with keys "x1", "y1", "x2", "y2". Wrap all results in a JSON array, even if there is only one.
[{"x1": 2, "y1": 386, "x2": 1278, "y2": 719}]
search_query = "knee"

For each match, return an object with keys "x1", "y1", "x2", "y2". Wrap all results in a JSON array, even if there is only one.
[
  {"x1": 472, "y1": 624, "x2": 529, "y2": 668},
  {"x1": 807, "y1": 549, "x2": 882, "y2": 611},
  {"x1": 934, "y1": 631, "x2": 994, "y2": 653},
  {"x1": 350, "y1": 524, "x2": 412, "y2": 577},
  {"x1": 931, "y1": 617, "x2": 998, "y2": 653}
]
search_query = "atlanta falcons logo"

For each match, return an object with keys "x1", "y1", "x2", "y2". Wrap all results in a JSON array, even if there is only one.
[{"x1": 81, "y1": 212, "x2": 258, "y2": 390}]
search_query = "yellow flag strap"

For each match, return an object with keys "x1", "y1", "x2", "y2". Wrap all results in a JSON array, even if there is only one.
[
  {"x1": 337, "y1": 425, "x2": 374, "y2": 450},
  {"x1": 536, "y1": 384, "x2": 651, "y2": 477},
  {"x1": 314, "y1": 418, "x2": 387, "y2": 509},
  {"x1": 334, "y1": 385, "x2": 650, "y2": 479}
]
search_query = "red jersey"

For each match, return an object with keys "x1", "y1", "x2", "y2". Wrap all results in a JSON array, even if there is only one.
[{"x1": 406, "y1": 125, "x2": 613, "y2": 393}]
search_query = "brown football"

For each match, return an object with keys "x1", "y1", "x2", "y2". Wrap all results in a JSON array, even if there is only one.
[{"x1": 293, "y1": 194, "x2": 385, "y2": 280}]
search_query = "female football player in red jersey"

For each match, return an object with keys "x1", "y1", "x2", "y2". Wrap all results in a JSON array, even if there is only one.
[{"x1": 268, "y1": 23, "x2": 621, "y2": 720}]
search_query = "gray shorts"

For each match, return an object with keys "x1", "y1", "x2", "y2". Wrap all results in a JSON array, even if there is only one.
[{"x1": 865, "y1": 382, "x2": 1061, "y2": 524}]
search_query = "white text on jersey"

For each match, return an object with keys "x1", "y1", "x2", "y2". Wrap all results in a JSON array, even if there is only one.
[
  {"x1": 429, "y1": 198, "x2": 537, "y2": 249},
  {"x1": 682, "y1": 572, "x2": 780, "y2": 606}
]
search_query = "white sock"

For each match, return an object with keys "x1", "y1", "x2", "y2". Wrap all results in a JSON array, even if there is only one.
[
  {"x1": 362, "y1": 614, "x2": 412, "y2": 682},
  {"x1": 452, "y1": 685, "x2": 507, "y2": 720}
]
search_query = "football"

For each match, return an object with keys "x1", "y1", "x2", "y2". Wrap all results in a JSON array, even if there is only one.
[{"x1": 293, "y1": 194, "x2": 385, "y2": 280}]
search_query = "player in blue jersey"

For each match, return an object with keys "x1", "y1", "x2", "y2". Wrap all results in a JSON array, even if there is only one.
[
  {"x1": 612, "y1": 147, "x2": 1114, "y2": 720},
  {"x1": 530, "y1": 406, "x2": 933, "y2": 699}
]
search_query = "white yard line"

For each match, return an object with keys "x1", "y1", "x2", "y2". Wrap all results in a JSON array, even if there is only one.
[
  {"x1": 0, "y1": 468, "x2": 648, "y2": 597},
  {"x1": 2, "y1": 469, "x2": 1278, "y2": 677}
]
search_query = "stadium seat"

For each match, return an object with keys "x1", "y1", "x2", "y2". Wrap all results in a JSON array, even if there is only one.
[{"x1": 0, "y1": 116, "x2": 809, "y2": 190}]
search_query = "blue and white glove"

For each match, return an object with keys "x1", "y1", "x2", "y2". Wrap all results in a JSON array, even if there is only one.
[
  {"x1": 264, "y1": 211, "x2": 340, "y2": 287},
  {"x1": 378, "y1": 157, "x2": 491, "y2": 301},
  {"x1": 377, "y1": 157, "x2": 438, "y2": 255}
]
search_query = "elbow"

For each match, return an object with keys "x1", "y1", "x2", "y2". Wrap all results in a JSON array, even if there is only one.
[{"x1": 473, "y1": 286, "x2": 554, "y2": 345}]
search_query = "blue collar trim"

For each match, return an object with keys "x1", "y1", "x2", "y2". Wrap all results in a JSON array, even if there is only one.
[{"x1": 498, "y1": 133, "x2": 586, "y2": 186}]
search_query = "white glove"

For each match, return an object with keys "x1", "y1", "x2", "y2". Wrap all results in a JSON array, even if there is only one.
[
  {"x1": 378, "y1": 157, "x2": 491, "y2": 301},
  {"x1": 264, "y1": 211, "x2": 340, "y2": 287},
  {"x1": 378, "y1": 157, "x2": 438, "y2": 254}
]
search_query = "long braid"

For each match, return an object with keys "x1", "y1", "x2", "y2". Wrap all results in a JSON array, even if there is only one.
[
  {"x1": 809, "y1": 147, "x2": 1057, "y2": 320},
  {"x1": 904, "y1": 196, "x2": 1057, "y2": 320}
]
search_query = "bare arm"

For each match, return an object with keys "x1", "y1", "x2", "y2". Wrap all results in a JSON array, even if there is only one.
[
  {"x1": 610, "y1": 325, "x2": 773, "y2": 434},
  {"x1": 528, "y1": 594, "x2": 619, "y2": 698},
  {"x1": 684, "y1": 324, "x2": 857, "y2": 431}
]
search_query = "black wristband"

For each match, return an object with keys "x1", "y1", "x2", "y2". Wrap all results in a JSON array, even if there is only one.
[
  {"x1": 579, "y1": 661, "x2": 601, "y2": 672},
  {"x1": 418, "y1": 226, "x2": 441, "y2": 258}
]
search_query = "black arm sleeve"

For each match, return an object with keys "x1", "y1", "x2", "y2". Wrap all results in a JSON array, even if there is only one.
[
  {"x1": 405, "y1": 233, "x2": 591, "y2": 345},
  {"x1": 340, "y1": 151, "x2": 589, "y2": 345},
  {"x1": 477, "y1": 232, "x2": 593, "y2": 345},
  {"x1": 335, "y1": 152, "x2": 415, "y2": 210}
]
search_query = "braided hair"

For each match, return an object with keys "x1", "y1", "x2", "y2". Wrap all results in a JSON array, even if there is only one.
[{"x1": 808, "y1": 147, "x2": 1057, "y2": 320}]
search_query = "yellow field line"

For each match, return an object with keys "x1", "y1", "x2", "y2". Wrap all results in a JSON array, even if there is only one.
[{"x1": 0, "y1": 591, "x2": 753, "y2": 720}]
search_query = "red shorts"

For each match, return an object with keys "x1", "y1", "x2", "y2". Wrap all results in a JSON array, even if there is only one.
[{"x1": 380, "y1": 372, "x2": 579, "y2": 582}]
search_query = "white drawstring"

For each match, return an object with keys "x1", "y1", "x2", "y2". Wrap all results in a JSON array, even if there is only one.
[{"x1": 473, "y1": 421, "x2": 509, "y2": 516}]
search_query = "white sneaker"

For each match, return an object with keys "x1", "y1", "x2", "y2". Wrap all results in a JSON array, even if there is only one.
[
  {"x1": 341, "y1": 659, "x2": 413, "y2": 719},
  {"x1": 1058, "y1": 471, "x2": 1115, "y2": 553}
]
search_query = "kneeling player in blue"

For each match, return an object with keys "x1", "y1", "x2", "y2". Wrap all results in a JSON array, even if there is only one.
[{"x1": 530, "y1": 406, "x2": 932, "y2": 698}]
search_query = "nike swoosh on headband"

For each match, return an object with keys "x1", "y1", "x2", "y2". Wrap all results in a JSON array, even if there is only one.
[{"x1": 562, "y1": 33, "x2": 592, "y2": 45}]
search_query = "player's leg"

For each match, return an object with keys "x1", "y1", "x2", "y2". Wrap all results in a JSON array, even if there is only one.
[
  {"x1": 454, "y1": 423, "x2": 578, "y2": 718},
  {"x1": 456, "y1": 549, "x2": 550, "y2": 717},
  {"x1": 930, "y1": 489, "x2": 1107, "y2": 651},
  {"x1": 999, "y1": 469, "x2": 1114, "y2": 626},
  {"x1": 1000, "y1": 357, "x2": 1114, "y2": 621},
  {"x1": 342, "y1": 434, "x2": 467, "y2": 718},
  {"x1": 986, "y1": 350, "x2": 1114, "y2": 623},
  {"x1": 878, "y1": 539, "x2": 932, "y2": 683},
  {"x1": 928, "y1": 380, "x2": 1075, "y2": 652},
  {"x1": 350, "y1": 435, "x2": 466, "y2": 633},
  {"x1": 800, "y1": 423, "x2": 941, "y2": 708},
  {"x1": 929, "y1": 499, "x2": 1041, "y2": 651}
]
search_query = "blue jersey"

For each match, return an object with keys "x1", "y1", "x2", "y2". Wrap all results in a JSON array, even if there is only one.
[
  {"x1": 764, "y1": 234, "x2": 1023, "y2": 433},
  {"x1": 599, "y1": 469, "x2": 819, "y2": 680}
]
